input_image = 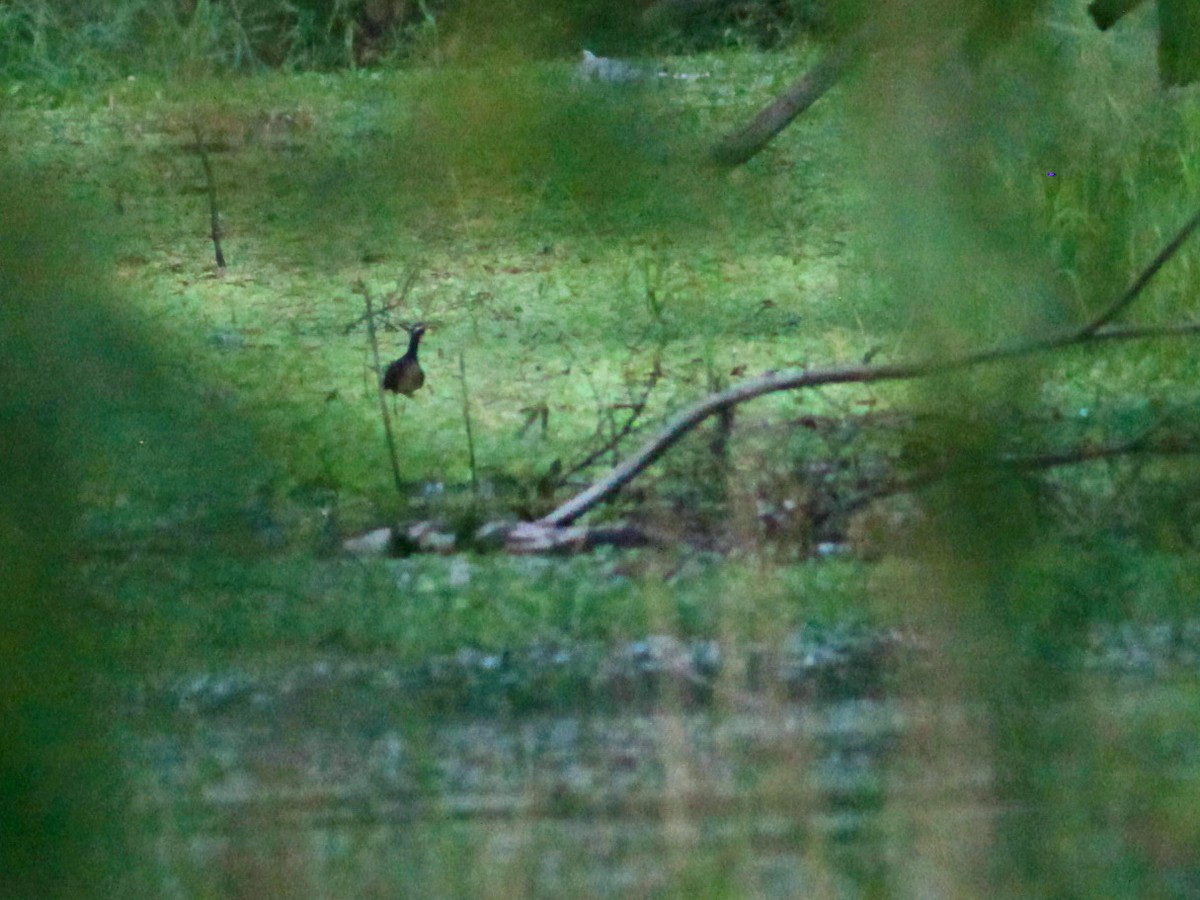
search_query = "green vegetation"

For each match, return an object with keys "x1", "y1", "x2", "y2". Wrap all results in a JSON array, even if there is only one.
[
  {"x1": 7, "y1": 53, "x2": 857, "y2": 527},
  {"x1": 4, "y1": 0, "x2": 1200, "y2": 896}
]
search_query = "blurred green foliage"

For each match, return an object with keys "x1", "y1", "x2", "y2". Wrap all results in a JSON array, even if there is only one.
[
  {"x1": 2, "y1": 0, "x2": 1200, "y2": 895},
  {"x1": 0, "y1": 170, "x2": 144, "y2": 897},
  {"x1": 843, "y1": 1, "x2": 1200, "y2": 894},
  {"x1": 0, "y1": 145, "x2": 280, "y2": 898}
]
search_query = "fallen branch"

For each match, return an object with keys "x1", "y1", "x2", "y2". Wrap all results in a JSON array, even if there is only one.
[
  {"x1": 539, "y1": 321, "x2": 1200, "y2": 527},
  {"x1": 540, "y1": 206, "x2": 1200, "y2": 527},
  {"x1": 846, "y1": 416, "x2": 1199, "y2": 517},
  {"x1": 1075, "y1": 206, "x2": 1200, "y2": 337},
  {"x1": 711, "y1": 22, "x2": 874, "y2": 168}
]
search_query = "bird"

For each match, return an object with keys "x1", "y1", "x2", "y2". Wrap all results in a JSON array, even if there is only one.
[{"x1": 382, "y1": 323, "x2": 426, "y2": 396}]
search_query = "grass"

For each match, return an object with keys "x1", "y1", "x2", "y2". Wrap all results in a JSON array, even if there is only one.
[
  {"x1": 85, "y1": 549, "x2": 873, "y2": 669},
  {"x1": 8, "y1": 51, "x2": 859, "y2": 517},
  {"x1": 6, "y1": 25, "x2": 1200, "y2": 647},
  {"x1": 0, "y1": 46, "x2": 882, "y2": 672},
  {"x1": 8, "y1": 11, "x2": 1200, "y2": 895}
]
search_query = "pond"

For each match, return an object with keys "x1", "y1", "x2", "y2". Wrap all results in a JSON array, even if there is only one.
[{"x1": 125, "y1": 634, "x2": 1200, "y2": 898}]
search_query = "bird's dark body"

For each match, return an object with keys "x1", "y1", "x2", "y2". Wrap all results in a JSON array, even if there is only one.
[{"x1": 383, "y1": 324, "x2": 426, "y2": 396}]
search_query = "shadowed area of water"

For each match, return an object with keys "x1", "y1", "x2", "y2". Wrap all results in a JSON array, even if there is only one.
[
  {"x1": 132, "y1": 696, "x2": 904, "y2": 896},
  {"x1": 124, "y1": 624, "x2": 1200, "y2": 898}
]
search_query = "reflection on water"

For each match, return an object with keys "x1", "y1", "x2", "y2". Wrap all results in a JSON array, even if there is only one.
[
  {"x1": 133, "y1": 692, "x2": 906, "y2": 897},
  {"x1": 126, "y1": 651, "x2": 1200, "y2": 898}
]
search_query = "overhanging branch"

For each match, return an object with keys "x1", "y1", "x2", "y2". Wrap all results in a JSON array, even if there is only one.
[
  {"x1": 539, "y1": 321, "x2": 1200, "y2": 527},
  {"x1": 540, "y1": 205, "x2": 1200, "y2": 527}
]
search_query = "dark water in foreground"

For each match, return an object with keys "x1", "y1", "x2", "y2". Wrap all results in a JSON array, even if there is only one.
[
  {"x1": 126, "y1": 642, "x2": 1200, "y2": 898},
  {"x1": 135, "y1": 699, "x2": 901, "y2": 896}
]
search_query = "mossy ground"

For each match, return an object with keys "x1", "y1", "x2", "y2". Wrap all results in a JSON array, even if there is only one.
[{"x1": 8, "y1": 31, "x2": 1200, "y2": 669}]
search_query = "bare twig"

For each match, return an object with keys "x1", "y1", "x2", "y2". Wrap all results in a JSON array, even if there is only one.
[
  {"x1": 539, "y1": 321, "x2": 1200, "y2": 527},
  {"x1": 559, "y1": 356, "x2": 663, "y2": 485},
  {"x1": 459, "y1": 352, "x2": 478, "y2": 497},
  {"x1": 357, "y1": 281, "x2": 404, "y2": 495},
  {"x1": 341, "y1": 266, "x2": 421, "y2": 334},
  {"x1": 1076, "y1": 207, "x2": 1200, "y2": 337},
  {"x1": 191, "y1": 123, "x2": 227, "y2": 272}
]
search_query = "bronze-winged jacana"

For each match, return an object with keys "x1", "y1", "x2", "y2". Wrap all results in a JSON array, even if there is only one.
[{"x1": 382, "y1": 323, "x2": 426, "y2": 396}]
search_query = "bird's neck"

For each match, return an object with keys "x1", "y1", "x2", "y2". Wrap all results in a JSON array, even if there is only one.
[{"x1": 406, "y1": 332, "x2": 422, "y2": 358}]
